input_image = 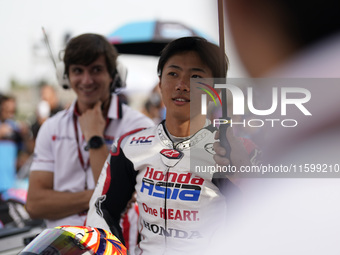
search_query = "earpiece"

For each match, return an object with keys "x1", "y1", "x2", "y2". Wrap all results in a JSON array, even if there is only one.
[
  {"x1": 55, "y1": 58, "x2": 127, "y2": 91},
  {"x1": 111, "y1": 60, "x2": 127, "y2": 92}
]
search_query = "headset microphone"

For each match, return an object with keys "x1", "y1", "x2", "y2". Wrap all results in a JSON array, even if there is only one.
[
  {"x1": 56, "y1": 61, "x2": 70, "y2": 89},
  {"x1": 112, "y1": 60, "x2": 128, "y2": 91},
  {"x1": 42, "y1": 27, "x2": 71, "y2": 89}
]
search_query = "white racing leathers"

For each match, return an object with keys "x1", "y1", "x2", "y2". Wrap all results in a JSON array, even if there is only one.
[{"x1": 87, "y1": 122, "x2": 243, "y2": 255}]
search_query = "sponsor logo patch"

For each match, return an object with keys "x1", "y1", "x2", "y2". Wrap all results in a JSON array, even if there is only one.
[
  {"x1": 160, "y1": 149, "x2": 183, "y2": 159},
  {"x1": 130, "y1": 135, "x2": 155, "y2": 145},
  {"x1": 140, "y1": 167, "x2": 204, "y2": 201},
  {"x1": 204, "y1": 143, "x2": 215, "y2": 155},
  {"x1": 51, "y1": 135, "x2": 73, "y2": 141},
  {"x1": 142, "y1": 219, "x2": 202, "y2": 239}
]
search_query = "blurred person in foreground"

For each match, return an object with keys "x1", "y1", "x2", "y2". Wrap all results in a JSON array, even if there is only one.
[
  {"x1": 212, "y1": 0, "x2": 340, "y2": 254},
  {"x1": 26, "y1": 33, "x2": 154, "y2": 229},
  {"x1": 86, "y1": 37, "x2": 258, "y2": 254}
]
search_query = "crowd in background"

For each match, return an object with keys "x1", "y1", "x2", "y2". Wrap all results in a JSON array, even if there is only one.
[
  {"x1": 0, "y1": 80, "x2": 165, "y2": 231},
  {"x1": 0, "y1": 85, "x2": 61, "y2": 192}
]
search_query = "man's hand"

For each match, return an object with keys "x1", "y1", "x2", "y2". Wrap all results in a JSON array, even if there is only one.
[
  {"x1": 78, "y1": 100, "x2": 110, "y2": 184},
  {"x1": 78, "y1": 101, "x2": 106, "y2": 141},
  {"x1": 213, "y1": 127, "x2": 251, "y2": 171}
]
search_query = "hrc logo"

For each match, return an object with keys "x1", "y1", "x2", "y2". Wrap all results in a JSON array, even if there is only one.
[{"x1": 130, "y1": 135, "x2": 155, "y2": 145}]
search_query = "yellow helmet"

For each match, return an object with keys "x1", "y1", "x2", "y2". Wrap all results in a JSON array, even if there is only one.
[{"x1": 18, "y1": 225, "x2": 127, "y2": 255}]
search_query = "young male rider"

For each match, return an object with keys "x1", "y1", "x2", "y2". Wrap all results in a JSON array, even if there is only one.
[{"x1": 87, "y1": 37, "x2": 257, "y2": 254}]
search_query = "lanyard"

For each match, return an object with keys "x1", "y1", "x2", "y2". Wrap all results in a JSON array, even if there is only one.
[
  {"x1": 73, "y1": 114, "x2": 90, "y2": 170},
  {"x1": 73, "y1": 114, "x2": 90, "y2": 189}
]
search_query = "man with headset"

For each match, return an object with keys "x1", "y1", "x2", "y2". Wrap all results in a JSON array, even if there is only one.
[{"x1": 26, "y1": 33, "x2": 154, "y2": 228}]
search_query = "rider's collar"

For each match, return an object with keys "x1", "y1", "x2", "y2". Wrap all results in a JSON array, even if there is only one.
[{"x1": 158, "y1": 119, "x2": 215, "y2": 151}]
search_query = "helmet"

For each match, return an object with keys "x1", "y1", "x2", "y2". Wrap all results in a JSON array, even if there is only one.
[{"x1": 18, "y1": 225, "x2": 127, "y2": 255}]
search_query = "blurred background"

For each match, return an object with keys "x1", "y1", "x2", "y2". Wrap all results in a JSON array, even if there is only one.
[
  {"x1": 0, "y1": 1, "x2": 246, "y2": 252},
  {"x1": 0, "y1": 0, "x2": 246, "y2": 119}
]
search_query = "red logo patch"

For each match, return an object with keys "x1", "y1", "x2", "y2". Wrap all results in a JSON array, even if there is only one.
[
  {"x1": 160, "y1": 149, "x2": 183, "y2": 159},
  {"x1": 52, "y1": 135, "x2": 57, "y2": 141}
]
